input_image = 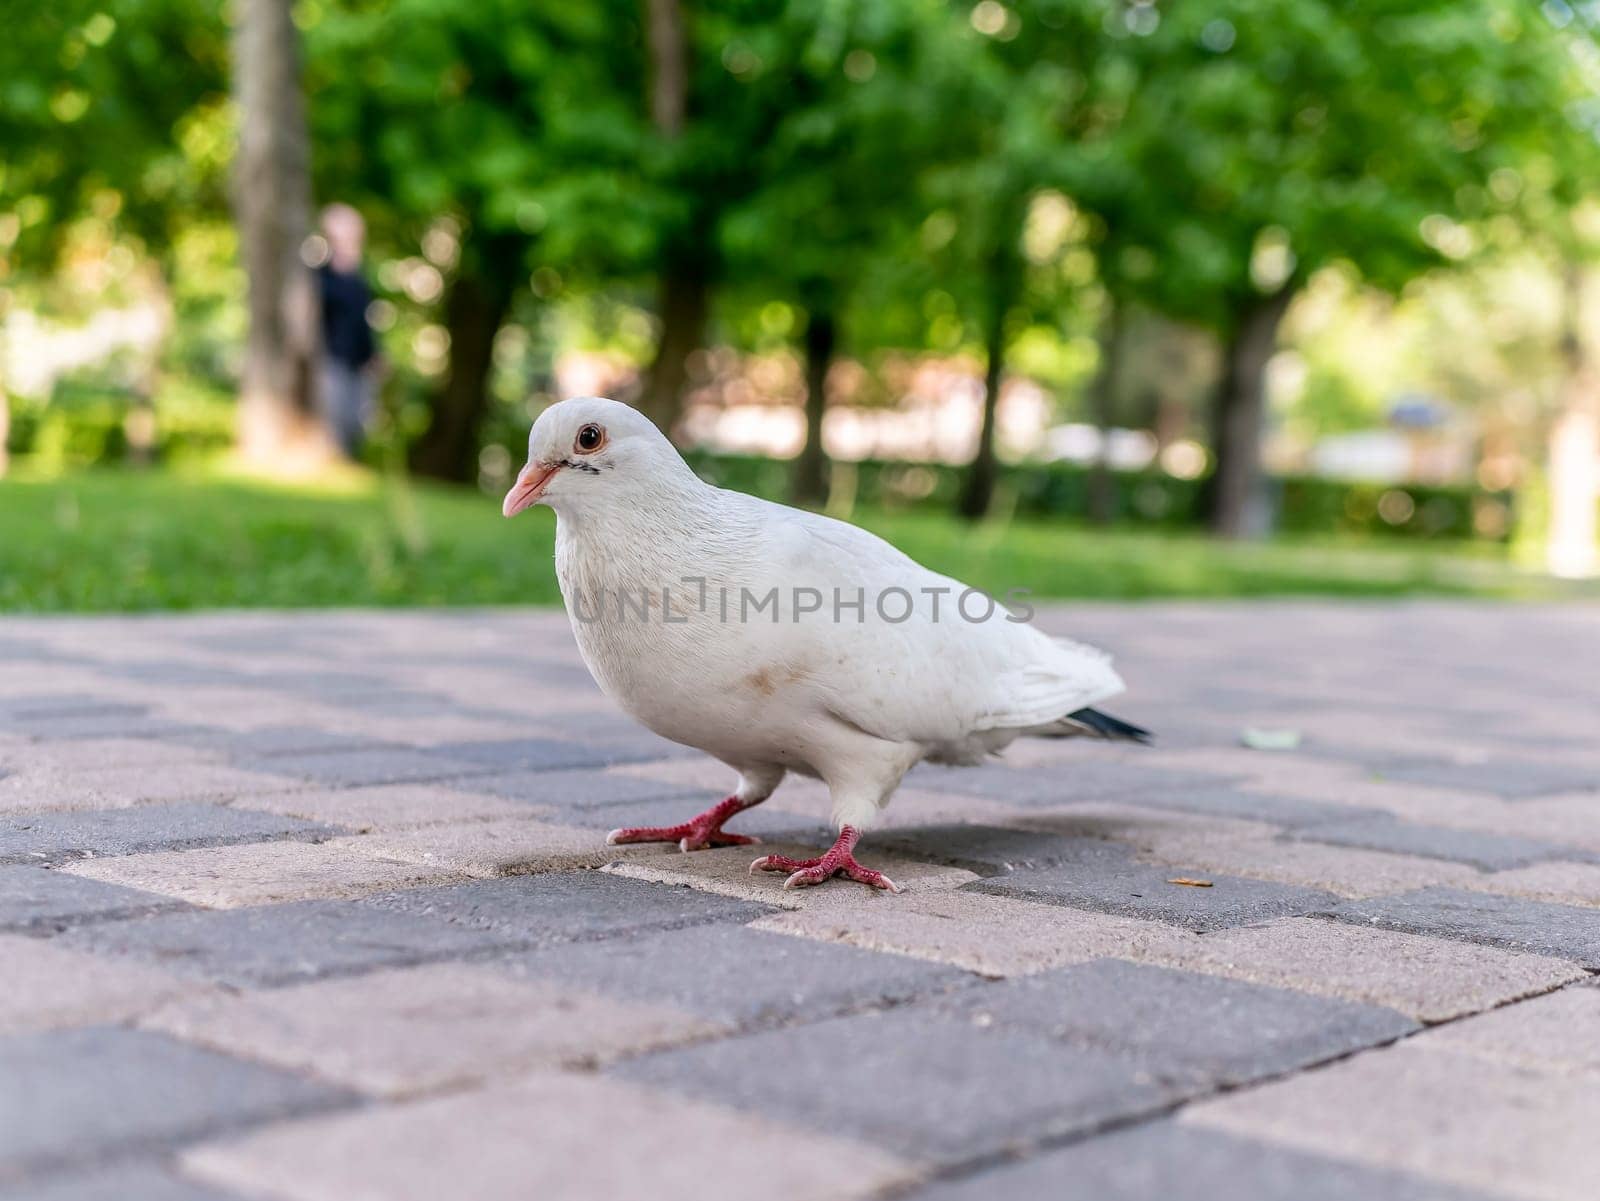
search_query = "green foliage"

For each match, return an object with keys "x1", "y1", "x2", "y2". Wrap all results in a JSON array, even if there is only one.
[
  {"x1": 0, "y1": 466, "x2": 1580, "y2": 613},
  {"x1": 687, "y1": 448, "x2": 1508, "y2": 540},
  {"x1": 0, "y1": 0, "x2": 229, "y2": 269}
]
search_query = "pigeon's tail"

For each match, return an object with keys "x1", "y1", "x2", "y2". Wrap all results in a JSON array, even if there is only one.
[{"x1": 1032, "y1": 707, "x2": 1153, "y2": 744}]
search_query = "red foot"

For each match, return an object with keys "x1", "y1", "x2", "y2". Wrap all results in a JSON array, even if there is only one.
[
  {"x1": 750, "y1": 826, "x2": 899, "y2": 892},
  {"x1": 606, "y1": 796, "x2": 759, "y2": 853}
]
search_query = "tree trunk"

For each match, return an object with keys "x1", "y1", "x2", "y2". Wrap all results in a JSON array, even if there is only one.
[
  {"x1": 645, "y1": 0, "x2": 687, "y2": 136},
  {"x1": 1547, "y1": 265, "x2": 1599, "y2": 578},
  {"x1": 410, "y1": 242, "x2": 519, "y2": 482},
  {"x1": 232, "y1": 0, "x2": 332, "y2": 469},
  {"x1": 637, "y1": 0, "x2": 703, "y2": 436},
  {"x1": 641, "y1": 262, "x2": 708, "y2": 434},
  {"x1": 791, "y1": 307, "x2": 836, "y2": 507},
  {"x1": 1087, "y1": 297, "x2": 1126, "y2": 525},
  {"x1": 1207, "y1": 288, "x2": 1293, "y2": 538},
  {"x1": 958, "y1": 240, "x2": 1017, "y2": 520}
]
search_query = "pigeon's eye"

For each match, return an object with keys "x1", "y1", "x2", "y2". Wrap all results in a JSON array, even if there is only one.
[{"x1": 574, "y1": 424, "x2": 606, "y2": 454}]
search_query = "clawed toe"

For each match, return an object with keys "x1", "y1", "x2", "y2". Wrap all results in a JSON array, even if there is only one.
[{"x1": 748, "y1": 827, "x2": 898, "y2": 892}]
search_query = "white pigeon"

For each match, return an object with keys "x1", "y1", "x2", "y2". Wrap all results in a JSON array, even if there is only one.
[{"x1": 503, "y1": 397, "x2": 1149, "y2": 891}]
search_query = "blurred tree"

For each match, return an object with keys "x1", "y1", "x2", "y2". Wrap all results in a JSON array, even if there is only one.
[
  {"x1": 720, "y1": 0, "x2": 958, "y2": 506},
  {"x1": 306, "y1": 0, "x2": 655, "y2": 480},
  {"x1": 1060, "y1": 0, "x2": 1581, "y2": 536},
  {"x1": 0, "y1": 0, "x2": 228, "y2": 469},
  {"x1": 637, "y1": 0, "x2": 705, "y2": 432},
  {"x1": 233, "y1": 0, "x2": 335, "y2": 467}
]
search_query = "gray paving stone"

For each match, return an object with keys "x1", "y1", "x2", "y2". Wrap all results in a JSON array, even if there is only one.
[
  {"x1": 0, "y1": 698, "x2": 146, "y2": 724},
  {"x1": 940, "y1": 959, "x2": 1416, "y2": 1088},
  {"x1": 0, "y1": 868, "x2": 184, "y2": 932},
  {"x1": 1379, "y1": 759, "x2": 1599, "y2": 799},
  {"x1": 60, "y1": 898, "x2": 512, "y2": 987},
  {"x1": 1297, "y1": 815, "x2": 1574, "y2": 870},
  {"x1": 467, "y1": 767, "x2": 716, "y2": 811},
  {"x1": 0, "y1": 804, "x2": 336, "y2": 866},
  {"x1": 1115, "y1": 787, "x2": 1385, "y2": 829},
  {"x1": 968, "y1": 859, "x2": 1338, "y2": 932},
  {"x1": 8, "y1": 714, "x2": 208, "y2": 743},
  {"x1": 616, "y1": 1006, "x2": 1176, "y2": 1163},
  {"x1": 233, "y1": 747, "x2": 488, "y2": 788},
  {"x1": 907, "y1": 761, "x2": 1209, "y2": 805},
  {"x1": 181, "y1": 726, "x2": 389, "y2": 758},
  {"x1": 423, "y1": 738, "x2": 665, "y2": 773},
  {"x1": 365, "y1": 871, "x2": 774, "y2": 946},
  {"x1": 909, "y1": 1120, "x2": 1499, "y2": 1201},
  {"x1": 876, "y1": 824, "x2": 1134, "y2": 875},
  {"x1": 1321, "y1": 886, "x2": 1600, "y2": 967},
  {"x1": 0, "y1": 1163, "x2": 249, "y2": 1201},
  {"x1": 555, "y1": 795, "x2": 815, "y2": 837},
  {"x1": 501, "y1": 922, "x2": 971, "y2": 1026},
  {"x1": 0, "y1": 1027, "x2": 349, "y2": 1183}
]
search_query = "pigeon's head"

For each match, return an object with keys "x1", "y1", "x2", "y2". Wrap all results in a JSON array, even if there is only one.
[{"x1": 502, "y1": 396, "x2": 690, "y2": 519}]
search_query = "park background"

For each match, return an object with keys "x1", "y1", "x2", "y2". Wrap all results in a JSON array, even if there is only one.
[{"x1": 3, "y1": 0, "x2": 1600, "y2": 610}]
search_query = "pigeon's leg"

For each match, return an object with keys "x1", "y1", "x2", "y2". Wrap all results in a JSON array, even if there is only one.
[
  {"x1": 751, "y1": 825, "x2": 899, "y2": 892},
  {"x1": 605, "y1": 768, "x2": 782, "y2": 853}
]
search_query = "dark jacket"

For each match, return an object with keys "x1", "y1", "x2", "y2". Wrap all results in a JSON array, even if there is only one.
[{"x1": 319, "y1": 265, "x2": 376, "y2": 369}]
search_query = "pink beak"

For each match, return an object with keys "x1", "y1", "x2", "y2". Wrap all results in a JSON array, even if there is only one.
[{"x1": 502, "y1": 462, "x2": 560, "y2": 517}]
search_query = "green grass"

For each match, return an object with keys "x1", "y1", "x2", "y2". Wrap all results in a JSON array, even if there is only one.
[{"x1": 1, "y1": 464, "x2": 1592, "y2": 612}]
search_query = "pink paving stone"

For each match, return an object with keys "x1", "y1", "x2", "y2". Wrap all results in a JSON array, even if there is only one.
[
  {"x1": 144, "y1": 962, "x2": 717, "y2": 1098},
  {"x1": 182, "y1": 1072, "x2": 917, "y2": 1201}
]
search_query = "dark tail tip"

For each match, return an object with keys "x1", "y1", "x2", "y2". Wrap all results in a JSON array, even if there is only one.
[{"x1": 1069, "y1": 707, "x2": 1153, "y2": 744}]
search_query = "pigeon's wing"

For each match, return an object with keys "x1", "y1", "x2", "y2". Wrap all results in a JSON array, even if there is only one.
[{"x1": 750, "y1": 501, "x2": 1124, "y2": 746}]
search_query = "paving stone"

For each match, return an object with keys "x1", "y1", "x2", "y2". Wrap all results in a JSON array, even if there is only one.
[
  {"x1": 144, "y1": 962, "x2": 715, "y2": 1098},
  {"x1": 0, "y1": 804, "x2": 334, "y2": 866},
  {"x1": 363, "y1": 870, "x2": 775, "y2": 946},
  {"x1": 752, "y1": 888, "x2": 1197, "y2": 978},
  {"x1": 466, "y1": 765, "x2": 715, "y2": 811},
  {"x1": 1132, "y1": 833, "x2": 1482, "y2": 898},
  {"x1": 180, "y1": 726, "x2": 388, "y2": 757},
  {"x1": 0, "y1": 935, "x2": 201, "y2": 1034},
  {"x1": 0, "y1": 739, "x2": 218, "y2": 774},
  {"x1": 910, "y1": 1120, "x2": 1499, "y2": 1201},
  {"x1": 1136, "y1": 916, "x2": 1585, "y2": 1023},
  {"x1": 1422, "y1": 986, "x2": 1600, "y2": 1075},
  {"x1": 60, "y1": 898, "x2": 513, "y2": 987},
  {"x1": 421, "y1": 737, "x2": 662, "y2": 772},
  {"x1": 335, "y1": 818, "x2": 654, "y2": 876},
  {"x1": 1378, "y1": 759, "x2": 1599, "y2": 800},
  {"x1": 232, "y1": 747, "x2": 490, "y2": 788},
  {"x1": 59, "y1": 840, "x2": 464, "y2": 908},
  {"x1": 555, "y1": 794, "x2": 814, "y2": 839},
  {"x1": 0, "y1": 765, "x2": 300, "y2": 815},
  {"x1": 183, "y1": 1072, "x2": 914, "y2": 1201},
  {"x1": 224, "y1": 782, "x2": 540, "y2": 830},
  {"x1": 874, "y1": 824, "x2": 1136, "y2": 875},
  {"x1": 1321, "y1": 887, "x2": 1600, "y2": 967},
  {"x1": 0, "y1": 867, "x2": 183, "y2": 932},
  {"x1": 1296, "y1": 815, "x2": 1574, "y2": 870},
  {"x1": 603, "y1": 841, "x2": 979, "y2": 906},
  {"x1": 0, "y1": 1163, "x2": 249, "y2": 1201},
  {"x1": 967, "y1": 857, "x2": 1337, "y2": 932},
  {"x1": 0, "y1": 1027, "x2": 350, "y2": 1183},
  {"x1": 906, "y1": 760, "x2": 1210, "y2": 805},
  {"x1": 501, "y1": 922, "x2": 969, "y2": 1027},
  {"x1": 616, "y1": 1006, "x2": 1176, "y2": 1163},
  {"x1": 1186, "y1": 1041, "x2": 1600, "y2": 1201},
  {"x1": 940, "y1": 959, "x2": 1415, "y2": 1087},
  {"x1": 1459, "y1": 860, "x2": 1600, "y2": 908},
  {"x1": 1110, "y1": 786, "x2": 1386, "y2": 829}
]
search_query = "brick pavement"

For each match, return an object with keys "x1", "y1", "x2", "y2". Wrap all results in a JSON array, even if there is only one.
[{"x1": 0, "y1": 603, "x2": 1596, "y2": 1201}]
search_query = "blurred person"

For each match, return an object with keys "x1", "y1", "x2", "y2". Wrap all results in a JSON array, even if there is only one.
[{"x1": 317, "y1": 204, "x2": 380, "y2": 458}]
